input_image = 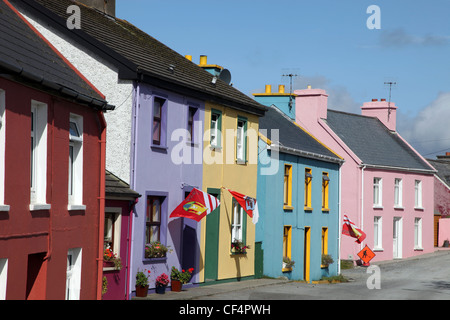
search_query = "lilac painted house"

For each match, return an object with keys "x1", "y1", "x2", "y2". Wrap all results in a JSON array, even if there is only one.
[{"x1": 294, "y1": 86, "x2": 436, "y2": 263}]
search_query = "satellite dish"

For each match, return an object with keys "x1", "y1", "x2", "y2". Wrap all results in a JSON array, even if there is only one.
[{"x1": 218, "y1": 69, "x2": 232, "y2": 85}]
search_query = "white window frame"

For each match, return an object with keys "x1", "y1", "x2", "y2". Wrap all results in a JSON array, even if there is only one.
[
  {"x1": 210, "y1": 113, "x2": 219, "y2": 147},
  {"x1": 414, "y1": 180, "x2": 423, "y2": 209},
  {"x1": 104, "y1": 207, "x2": 122, "y2": 270},
  {"x1": 231, "y1": 201, "x2": 243, "y2": 243},
  {"x1": 0, "y1": 258, "x2": 7, "y2": 300},
  {"x1": 0, "y1": 90, "x2": 8, "y2": 212},
  {"x1": 30, "y1": 101, "x2": 50, "y2": 211},
  {"x1": 68, "y1": 114, "x2": 85, "y2": 211},
  {"x1": 373, "y1": 216, "x2": 383, "y2": 250},
  {"x1": 66, "y1": 248, "x2": 82, "y2": 300},
  {"x1": 414, "y1": 218, "x2": 423, "y2": 250},
  {"x1": 394, "y1": 178, "x2": 403, "y2": 208},
  {"x1": 236, "y1": 119, "x2": 246, "y2": 163},
  {"x1": 373, "y1": 177, "x2": 382, "y2": 208}
]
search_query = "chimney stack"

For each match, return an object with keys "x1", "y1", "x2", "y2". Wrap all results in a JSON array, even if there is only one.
[
  {"x1": 361, "y1": 98, "x2": 397, "y2": 131},
  {"x1": 75, "y1": 0, "x2": 116, "y2": 16}
]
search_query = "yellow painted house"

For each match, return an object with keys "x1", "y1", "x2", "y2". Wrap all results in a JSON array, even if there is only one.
[{"x1": 194, "y1": 56, "x2": 265, "y2": 283}]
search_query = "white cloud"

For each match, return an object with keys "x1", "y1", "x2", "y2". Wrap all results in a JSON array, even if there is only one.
[
  {"x1": 397, "y1": 92, "x2": 450, "y2": 158},
  {"x1": 379, "y1": 28, "x2": 450, "y2": 48}
]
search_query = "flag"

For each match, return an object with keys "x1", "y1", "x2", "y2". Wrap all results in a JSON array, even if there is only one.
[
  {"x1": 169, "y1": 188, "x2": 220, "y2": 222},
  {"x1": 226, "y1": 188, "x2": 259, "y2": 224},
  {"x1": 342, "y1": 215, "x2": 366, "y2": 244}
]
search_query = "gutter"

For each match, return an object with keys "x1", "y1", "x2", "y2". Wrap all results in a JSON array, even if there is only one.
[
  {"x1": 270, "y1": 144, "x2": 345, "y2": 165},
  {"x1": 361, "y1": 163, "x2": 436, "y2": 175}
]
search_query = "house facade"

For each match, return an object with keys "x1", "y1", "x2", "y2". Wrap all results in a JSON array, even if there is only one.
[
  {"x1": 15, "y1": 0, "x2": 265, "y2": 297},
  {"x1": 294, "y1": 86, "x2": 436, "y2": 263},
  {"x1": 254, "y1": 87, "x2": 343, "y2": 282},
  {"x1": 0, "y1": 0, "x2": 111, "y2": 299}
]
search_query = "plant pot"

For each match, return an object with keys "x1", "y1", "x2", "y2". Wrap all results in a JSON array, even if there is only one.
[
  {"x1": 155, "y1": 285, "x2": 166, "y2": 294},
  {"x1": 135, "y1": 285, "x2": 149, "y2": 297},
  {"x1": 171, "y1": 279, "x2": 182, "y2": 292}
]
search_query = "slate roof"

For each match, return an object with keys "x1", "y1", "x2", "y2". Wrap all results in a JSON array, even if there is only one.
[
  {"x1": 0, "y1": 0, "x2": 111, "y2": 110},
  {"x1": 426, "y1": 158, "x2": 450, "y2": 186},
  {"x1": 259, "y1": 105, "x2": 343, "y2": 164},
  {"x1": 105, "y1": 170, "x2": 140, "y2": 199},
  {"x1": 324, "y1": 110, "x2": 435, "y2": 172},
  {"x1": 15, "y1": 0, "x2": 266, "y2": 116}
]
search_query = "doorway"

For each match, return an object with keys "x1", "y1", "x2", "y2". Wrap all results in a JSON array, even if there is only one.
[
  {"x1": 393, "y1": 217, "x2": 402, "y2": 259},
  {"x1": 204, "y1": 188, "x2": 221, "y2": 282},
  {"x1": 304, "y1": 227, "x2": 311, "y2": 282}
]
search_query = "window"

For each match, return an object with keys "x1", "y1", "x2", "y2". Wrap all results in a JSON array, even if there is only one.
[
  {"x1": 236, "y1": 117, "x2": 247, "y2": 163},
  {"x1": 152, "y1": 97, "x2": 166, "y2": 147},
  {"x1": 104, "y1": 207, "x2": 121, "y2": 255},
  {"x1": 68, "y1": 115, "x2": 84, "y2": 210},
  {"x1": 231, "y1": 199, "x2": 246, "y2": 245},
  {"x1": 394, "y1": 178, "x2": 403, "y2": 208},
  {"x1": 0, "y1": 90, "x2": 7, "y2": 211},
  {"x1": 414, "y1": 218, "x2": 422, "y2": 249},
  {"x1": 146, "y1": 196, "x2": 162, "y2": 243},
  {"x1": 321, "y1": 227, "x2": 328, "y2": 256},
  {"x1": 210, "y1": 110, "x2": 222, "y2": 148},
  {"x1": 304, "y1": 168, "x2": 312, "y2": 209},
  {"x1": 374, "y1": 216, "x2": 382, "y2": 250},
  {"x1": 415, "y1": 180, "x2": 423, "y2": 208},
  {"x1": 322, "y1": 172, "x2": 329, "y2": 211},
  {"x1": 373, "y1": 178, "x2": 382, "y2": 207},
  {"x1": 66, "y1": 248, "x2": 82, "y2": 300},
  {"x1": 283, "y1": 164, "x2": 292, "y2": 209},
  {"x1": 187, "y1": 107, "x2": 197, "y2": 142},
  {"x1": 282, "y1": 226, "x2": 292, "y2": 271},
  {"x1": 30, "y1": 101, "x2": 49, "y2": 210},
  {"x1": 0, "y1": 258, "x2": 7, "y2": 300}
]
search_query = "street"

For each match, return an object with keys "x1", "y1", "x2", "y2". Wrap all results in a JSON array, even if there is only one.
[{"x1": 194, "y1": 250, "x2": 450, "y2": 300}]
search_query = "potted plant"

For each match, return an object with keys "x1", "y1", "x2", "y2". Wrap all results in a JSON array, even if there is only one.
[
  {"x1": 135, "y1": 269, "x2": 151, "y2": 297},
  {"x1": 170, "y1": 266, "x2": 194, "y2": 292},
  {"x1": 282, "y1": 257, "x2": 295, "y2": 271},
  {"x1": 321, "y1": 254, "x2": 334, "y2": 268},
  {"x1": 231, "y1": 239, "x2": 249, "y2": 254},
  {"x1": 103, "y1": 248, "x2": 122, "y2": 270},
  {"x1": 155, "y1": 273, "x2": 169, "y2": 294},
  {"x1": 145, "y1": 241, "x2": 172, "y2": 258}
]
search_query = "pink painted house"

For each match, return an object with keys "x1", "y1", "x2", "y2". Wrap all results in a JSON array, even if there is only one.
[{"x1": 294, "y1": 87, "x2": 436, "y2": 263}]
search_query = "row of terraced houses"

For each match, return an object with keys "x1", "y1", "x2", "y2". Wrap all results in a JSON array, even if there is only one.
[{"x1": 0, "y1": 0, "x2": 449, "y2": 300}]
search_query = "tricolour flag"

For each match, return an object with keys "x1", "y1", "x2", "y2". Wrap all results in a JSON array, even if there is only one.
[
  {"x1": 169, "y1": 188, "x2": 220, "y2": 222},
  {"x1": 342, "y1": 215, "x2": 366, "y2": 244},
  {"x1": 226, "y1": 188, "x2": 259, "y2": 224}
]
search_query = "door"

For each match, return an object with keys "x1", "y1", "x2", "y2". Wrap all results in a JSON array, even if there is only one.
[
  {"x1": 393, "y1": 218, "x2": 402, "y2": 259},
  {"x1": 204, "y1": 188, "x2": 221, "y2": 282},
  {"x1": 304, "y1": 227, "x2": 311, "y2": 282}
]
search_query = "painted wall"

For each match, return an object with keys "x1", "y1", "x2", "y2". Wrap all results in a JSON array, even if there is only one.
[
  {"x1": 257, "y1": 139, "x2": 340, "y2": 281},
  {"x1": 200, "y1": 101, "x2": 259, "y2": 283},
  {"x1": 130, "y1": 82, "x2": 204, "y2": 294},
  {"x1": 438, "y1": 218, "x2": 450, "y2": 247},
  {"x1": 0, "y1": 78, "x2": 102, "y2": 299}
]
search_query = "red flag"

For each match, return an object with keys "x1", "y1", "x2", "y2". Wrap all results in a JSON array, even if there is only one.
[
  {"x1": 342, "y1": 215, "x2": 366, "y2": 244},
  {"x1": 226, "y1": 188, "x2": 259, "y2": 224},
  {"x1": 169, "y1": 188, "x2": 220, "y2": 222}
]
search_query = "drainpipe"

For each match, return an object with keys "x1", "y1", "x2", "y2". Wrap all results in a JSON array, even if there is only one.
[
  {"x1": 125, "y1": 197, "x2": 138, "y2": 300},
  {"x1": 96, "y1": 111, "x2": 107, "y2": 300},
  {"x1": 360, "y1": 164, "x2": 366, "y2": 252}
]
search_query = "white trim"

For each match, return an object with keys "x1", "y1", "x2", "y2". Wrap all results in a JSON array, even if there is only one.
[
  {"x1": 0, "y1": 90, "x2": 6, "y2": 210},
  {"x1": 68, "y1": 114, "x2": 84, "y2": 208},
  {"x1": 66, "y1": 248, "x2": 82, "y2": 300}
]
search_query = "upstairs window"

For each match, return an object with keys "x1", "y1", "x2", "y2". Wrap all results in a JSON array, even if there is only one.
[
  {"x1": 187, "y1": 107, "x2": 197, "y2": 142},
  {"x1": 236, "y1": 117, "x2": 247, "y2": 163},
  {"x1": 394, "y1": 178, "x2": 403, "y2": 207},
  {"x1": 68, "y1": 114, "x2": 84, "y2": 210},
  {"x1": 283, "y1": 164, "x2": 292, "y2": 209},
  {"x1": 373, "y1": 177, "x2": 382, "y2": 207},
  {"x1": 304, "y1": 168, "x2": 312, "y2": 209},
  {"x1": 0, "y1": 90, "x2": 6, "y2": 211},
  {"x1": 152, "y1": 97, "x2": 167, "y2": 148},
  {"x1": 322, "y1": 172, "x2": 329, "y2": 211},
  {"x1": 415, "y1": 180, "x2": 423, "y2": 209},
  {"x1": 210, "y1": 109, "x2": 222, "y2": 148}
]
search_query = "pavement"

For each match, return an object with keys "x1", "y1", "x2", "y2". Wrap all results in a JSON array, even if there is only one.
[{"x1": 133, "y1": 248, "x2": 450, "y2": 300}]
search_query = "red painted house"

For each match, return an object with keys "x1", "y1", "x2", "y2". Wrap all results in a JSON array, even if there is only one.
[{"x1": 0, "y1": 0, "x2": 114, "y2": 300}]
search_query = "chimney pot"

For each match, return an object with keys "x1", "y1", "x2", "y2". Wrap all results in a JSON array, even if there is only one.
[
  {"x1": 265, "y1": 85, "x2": 272, "y2": 94},
  {"x1": 278, "y1": 85, "x2": 285, "y2": 94},
  {"x1": 381, "y1": 99, "x2": 386, "y2": 101},
  {"x1": 199, "y1": 55, "x2": 207, "y2": 65},
  {"x1": 185, "y1": 55, "x2": 192, "y2": 61},
  {"x1": 372, "y1": 99, "x2": 378, "y2": 102}
]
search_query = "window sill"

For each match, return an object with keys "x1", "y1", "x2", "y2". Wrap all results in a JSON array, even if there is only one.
[
  {"x1": 373, "y1": 248, "x2": 384, "y2": 252},
  {"x1": 0, "y1": 204, "x2": 10, "y2": 212},
  {"x1": 68, "y1": 204, "x2": 86, "y2": 211},
  {"x1": 235, "y1": 160, "x2": 247, "y2": 165},
  {"x1": 151, "y1": 144, "x2": 168, "y2": 152},
  {"x1": 414, "y1": 207, "x2": 424, "y2": 211},
  {"x1": 394, "y1": 206, "x2": 404, "y2": 210},
  {"x1": 30, "y1": 203, "x2": 51, "y2": 211},
  {"x1": 143, "y1": 257, "x2": 167, "y2": 264},
  {"x1": 209, "y1": 145, "x2": 222, "y2": 151},
  {"x1": 282, "y1": 267, "x2": 292, "y2": 273},
  {"x1": 283, "y1": 205, "x2": 294, "y2": 211},
  {"x1": 322, "y1": 208, "x2": 330, "y2": 213},
  {"x1": 373, "y1": 205, "x2": 383, "y2": 210},
  {"x1": 304, "y1": 207, "x2": 313, "y2": 212},
  {"x1": 414, "y1": 247, "x2": 423, "y2": 251}
]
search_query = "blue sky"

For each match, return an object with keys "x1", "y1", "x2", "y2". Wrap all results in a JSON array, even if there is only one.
[{"x1": 116, "y1": 0, "x2": 450, "y2": 158}]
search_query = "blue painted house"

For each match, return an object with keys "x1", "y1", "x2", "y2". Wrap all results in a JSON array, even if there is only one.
[{"x1": 255, "y1": 87, "x2": 343, "y2": 281}]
